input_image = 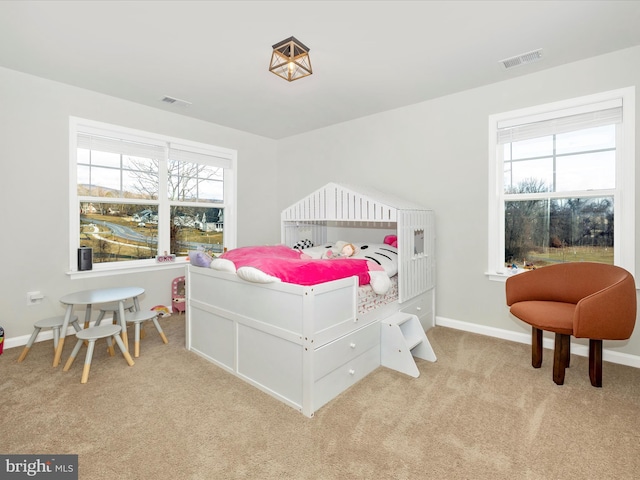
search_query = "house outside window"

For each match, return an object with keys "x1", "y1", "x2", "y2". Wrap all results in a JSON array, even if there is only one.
[
  {"x1": 487, "y1": 87, "x2": 635, "y2": 279},
  {"x1": 69, "y1": 117, "x2": 236, "y2": 273}
]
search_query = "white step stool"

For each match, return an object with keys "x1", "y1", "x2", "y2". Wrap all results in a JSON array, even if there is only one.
[{"x1": 380, "y1": 312, "x2": 437, "y2": 377}]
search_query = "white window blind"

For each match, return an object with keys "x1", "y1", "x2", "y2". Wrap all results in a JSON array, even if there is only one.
[
  {"x1": 77, "y1": 133, "x2": 166, "y2": 159},
  {"x1": 497, "y1": 99, "x2": 623, "y2": 144},
  {"x1": 169, "y1": 143, "x2": 232, "y2": 169}
]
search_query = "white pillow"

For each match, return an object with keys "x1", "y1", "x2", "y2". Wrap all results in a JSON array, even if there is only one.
[
  {"x1": 368, "y1": 269, "x2": 391, "y2": 294},
  {"x1": 236, "y1": 266, "x2": 281, "y2": 284},
  {"x1": 352, "y1": 243, "x2": 398, "y2": 277},
  {"x1": 210, "y1": 258, "x2": 237, "y2": 273}
]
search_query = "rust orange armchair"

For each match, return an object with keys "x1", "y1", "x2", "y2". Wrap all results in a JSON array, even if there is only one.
[{"x1": 505, "y1": 262, "x2": 636, "y2": 387}]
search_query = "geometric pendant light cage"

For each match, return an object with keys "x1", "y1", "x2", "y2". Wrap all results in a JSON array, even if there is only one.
[{"x1": 269, "y1": 36, "x2": 313, "y2": 82}]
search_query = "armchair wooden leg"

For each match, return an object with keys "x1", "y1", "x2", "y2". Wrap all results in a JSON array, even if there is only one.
[
  {"x1": 532, "y1": 327, "x2": 543, "y2": 368},
  {"x1": 589, "y1": 339, "x2": 603, "y2": 387},
  {"x1": 553, "y1": 333, "x2": 570, "y2": 385}
]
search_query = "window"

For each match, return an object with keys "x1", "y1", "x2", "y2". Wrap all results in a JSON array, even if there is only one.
[
  {"x1": 488, "y1": 88, "x2": 635, "y2": 279},
  {"x1": 69, "y1": 118, "x2": 236, "y2": 273}
]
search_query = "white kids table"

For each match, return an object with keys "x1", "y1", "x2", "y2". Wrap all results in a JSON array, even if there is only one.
[{"x1": 53, "y1": 287, "x2": 144, "y2": 367}]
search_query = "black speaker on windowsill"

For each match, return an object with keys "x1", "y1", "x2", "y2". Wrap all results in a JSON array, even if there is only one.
[{"x1": 78, "y1": 246, "x2": 93, "y2": 271}]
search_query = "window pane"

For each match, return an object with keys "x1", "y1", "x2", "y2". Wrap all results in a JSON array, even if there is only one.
[
  {"x1": 505, "y1": 196, "x2": 613, "y2": 268},
  {"x1": 121, "y1": 156, "x2": 159, "y2": 199},
  {"x1": 91, "y1": 166, "x2": 121, "y2": 194},
  {"x1": 91, "y1": 150, "x2": 120, "y2": 168},
  {"x1": 170, "y1": 207, "x2": 224, "y2": 256},
  {"x1": 168, "y1": 161, "x2": 224, "y2": 203},
  {"x1": 511, "y1": 135, "x2": 553, "y2": 159},
  {"x1": 196, "y1": 177, "x2": 224, "y2": 202},
  {"x1": 77, "y1": 165, "x2": 91, "y2": 195},
  {"x1": 80, "y1": 202, "x2": 158, "y2": 263},
  {"x1": 504, "y1": 158, "x2": 552, "y2": 193},
  {"x1": 503, "y1": 144, "x2": 511, "y2": 162},
  {"x1": 504, "y1": 126, "x2": 616, "y2": 195},
  {"x1": 556, "y1": 125, "x2": 615, "y2": 155},
  {"x1": 78, "y1": 149, "x2": 159, "y2": 199},
  {"x1": 556, "y1": 152, "x2": 615, "y2": 191},
  {"x1": 78, "y1": 148, "x2": 90, "y2": 164}
]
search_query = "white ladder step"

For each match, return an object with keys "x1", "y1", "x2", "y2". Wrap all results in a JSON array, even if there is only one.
[
  {"x1": 406, "y1": 335, "x2": 423, "y2": 351},
  {"x1": 380, "y1": 313, "x2": 436, "y2": 378},
  {"x1": 390, "y1": 313, "x2": 413, "y2": 327}
]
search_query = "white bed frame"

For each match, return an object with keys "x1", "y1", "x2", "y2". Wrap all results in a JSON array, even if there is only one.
[{"x1": 186, "y1": 183, "x2": 435, "y2": 417}]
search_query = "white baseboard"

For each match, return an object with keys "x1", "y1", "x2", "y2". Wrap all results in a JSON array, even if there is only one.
[{"x1": 435, "y1": 316, "x2": 640, "y2": 369}]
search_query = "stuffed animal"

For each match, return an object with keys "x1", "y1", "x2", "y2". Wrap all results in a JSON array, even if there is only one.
[
  {"x1": 293, "y1": 239, "x2": 314, "y2": 250},
  {"x1": 151, "y1": 305, "x2": 172, "y2": 317},
  {"x1": 322, "y1": 241, "x2": 357, "y2": 259}
]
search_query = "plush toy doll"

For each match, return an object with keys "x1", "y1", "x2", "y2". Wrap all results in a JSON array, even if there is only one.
[{"x1": 322, "y1": 241, "x2": 357, "y2": 259}]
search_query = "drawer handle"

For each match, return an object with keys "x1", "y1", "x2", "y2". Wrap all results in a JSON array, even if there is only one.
[
  {"x1": 350, "y1": 342, "x2": 356, "y2": 349},
  {"x1": 348, "y1": 369, "x2": 355, "y2": 375}
]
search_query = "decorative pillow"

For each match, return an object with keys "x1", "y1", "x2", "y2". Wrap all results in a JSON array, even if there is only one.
[
  {"x1": 293, "y1": 239, "x2": 314, "y2": 250},
  {"x1": 367, "y1": 261, "x2": 391, "y2": 294},
  {"x1": 384, "y1": 234, "x2": 398, "y2": 248},
  {"x1": 210, "y1": 257, "x2": 237, "y2": 273},
  {"x1": 351, "y1": 243, "x2": 398, "y2": 277},
  {"x1": 188, "y1": 250, "x2": 213, "y2": 268},
  {"x1": 236, "y1": 266, "x2": 281, "y2": 284}
]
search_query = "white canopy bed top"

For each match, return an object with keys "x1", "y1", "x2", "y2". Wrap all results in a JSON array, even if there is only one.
[{"x1": 281, "y1": 182, "x2": 435, "y2": 303}]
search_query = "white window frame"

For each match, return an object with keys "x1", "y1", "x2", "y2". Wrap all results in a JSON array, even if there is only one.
[
  {"x1": 68, "y1": 117, "x2": 237, "y2": 278},
  {"x1": 487, "y1": 87, "x2": 635, "y2": 281}
]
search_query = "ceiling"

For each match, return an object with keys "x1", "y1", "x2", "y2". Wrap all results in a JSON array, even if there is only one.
[{"x1": 1, "y1": 1, "x2": 640, "y2": 140}]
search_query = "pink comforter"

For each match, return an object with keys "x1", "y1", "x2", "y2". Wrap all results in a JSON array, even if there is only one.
[{"x1": 221, "y1": 245, "x2": 371, "y2": 286}]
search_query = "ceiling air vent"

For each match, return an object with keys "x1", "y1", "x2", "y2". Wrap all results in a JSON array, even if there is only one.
[
  {"x1": 161, "y1": 96, "x2": 192, "y2": 107},
  {"x1": 500, "y1": 49, "x2": 543, "y2": 69}
]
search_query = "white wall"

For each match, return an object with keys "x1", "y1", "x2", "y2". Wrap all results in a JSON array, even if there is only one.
[
  {"x1": 0, "y1": 66, "x2": 279, "y2": 344},
  {"x1": 276, "y1": 46, "x2": 640, "y2": 361}
]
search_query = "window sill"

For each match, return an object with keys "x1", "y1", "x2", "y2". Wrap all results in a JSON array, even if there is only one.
[
  {"x1": 485, "y1": 269, "x2": 528, "y2": 282},
  {"x1": 67, "y1": 259, "x2": 189, "y2": 279}
]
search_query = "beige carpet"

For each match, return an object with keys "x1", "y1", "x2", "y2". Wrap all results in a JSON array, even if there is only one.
[{"x1": 2, "y1": 315, "x2": 640, "y2": 479}]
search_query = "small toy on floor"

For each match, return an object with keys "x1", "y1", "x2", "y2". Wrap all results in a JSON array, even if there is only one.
[{"x1": 151, "y1": 305, "x2": 172, "y2": 318}]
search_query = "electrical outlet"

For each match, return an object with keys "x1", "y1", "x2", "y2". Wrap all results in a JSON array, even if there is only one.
[{"x1": 27, "y1": 291, "x2": 44, "y2": 306}]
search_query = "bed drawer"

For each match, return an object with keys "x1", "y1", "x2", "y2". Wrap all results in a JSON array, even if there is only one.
[
  {"x1": 399, "y1": 288, "x2": 434, "y2": 330},
  {"x1": 313, "y1": 346, "x2": 380, "y2": 412},
  {"x1": 314, "y1": 320, "x2": 380, "y2": 380}
]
